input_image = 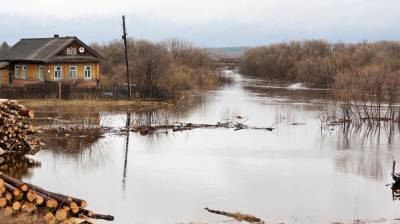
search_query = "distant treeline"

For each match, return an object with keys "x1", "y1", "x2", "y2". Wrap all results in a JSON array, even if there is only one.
[
  {"x1": 239, "y1": 40, "x2": 400, "y2": 88},
  {"x1": 91, "y1": 39, "x2": 229, "y2": 99}
]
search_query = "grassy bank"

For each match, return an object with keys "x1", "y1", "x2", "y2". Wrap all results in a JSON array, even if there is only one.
[{"x1": 19, "y1": 99, "x2": 173, "y2": 112}]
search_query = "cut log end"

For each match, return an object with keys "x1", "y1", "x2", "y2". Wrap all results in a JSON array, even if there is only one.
[
  {"x1": 55, "y1": 207, "x2": 68, "y2": 221},
  {"x1": 20, "y1": 183, "x2": 29, "y2": 192},
  {"x1": 80, "y1": 200, "x2": 88, "y2": 208},
  {"x1": 12, "y1": 201, "x2": 21, "y2": 211},
  {"x1": 46, "y1": 199, "x2": 59, "y2": 209},
  {"x1": 44, "y1": 212, "x2": 57, "y2": 224},
  {"x1": 70, "y1": 202, "x2": 80, "y2": 214},
  {"x1": 0, "y1": 198, "x2": 7, "y2": 207},
  {"x1": 35, "y1": 195, "x2": 44, "y2": 205},
  {"x1": 26, "y1": 190, "x2": 36, "y2": 202}
]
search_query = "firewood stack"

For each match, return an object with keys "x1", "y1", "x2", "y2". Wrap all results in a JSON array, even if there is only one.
[
  {"x1": 0, "y1": 172, "x2": 114, "y2": 223},
  {"x1": 0, "y1": 99, "x2": 42, "y2": 155}
]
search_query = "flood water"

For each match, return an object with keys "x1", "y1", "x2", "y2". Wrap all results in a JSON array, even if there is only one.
[{"x1": 13, "y1": 71, "x2": 400, "y2": 223}]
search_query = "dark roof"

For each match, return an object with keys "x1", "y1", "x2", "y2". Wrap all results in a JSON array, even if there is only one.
[{"x1": 0, "y1": 36, "x2": 103, "y2": 63}]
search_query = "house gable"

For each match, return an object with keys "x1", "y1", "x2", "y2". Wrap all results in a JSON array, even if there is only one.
[
  {"x1": 45, "y1": 38, "x2": 103, "y2": 63},
  {"x1": 56, "y1": 40, "x2": 98, "y2": 58}
]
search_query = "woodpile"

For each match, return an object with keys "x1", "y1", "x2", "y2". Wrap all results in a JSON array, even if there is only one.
[
  {"x1": 0, "y1": 99, "x2": 42, "y2": 155},
  {"x1": 0, "y1": 172, "x2": 114, "y2": 223}
]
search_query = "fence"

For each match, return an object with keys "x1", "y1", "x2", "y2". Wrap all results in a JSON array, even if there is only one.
[{"x1": 0, "y1": 82, "x2": 133, "y2": 100}]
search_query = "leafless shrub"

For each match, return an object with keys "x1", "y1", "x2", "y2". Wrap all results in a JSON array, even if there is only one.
[
  {"x1": 91, "y1": 38, "x2": 225, "y2": 100},
  {"x1": 334, "y1": 64, "x2": 400, "y2": 124},
  {"x1": 240, "y1": 40, "x2": 400, "y2": 88}
]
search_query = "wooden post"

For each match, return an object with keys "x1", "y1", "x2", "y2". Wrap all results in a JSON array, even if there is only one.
[{"x1": 122, "y1": 15, "x2": 132, "y2": 100}]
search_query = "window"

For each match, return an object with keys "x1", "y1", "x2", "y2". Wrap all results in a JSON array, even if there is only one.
[
  {"x1": 66, "y1": 47, "x2": 77, "y2": 55},
  {"x1": 54, "y1": 65, "x2": 62, "y2": 80},
  {"x1": 39, "y1": 65, "x2": 44, "y2": 80},
  {"x1": 14, "y1": 65, "x2": 19, "y2": 79},
  {"x1": 69, "y1": 66, "x2": 77, "y2": 79},
  {"x1": 21, "y1": 65, "x2": 27, "y2": 80},
  {"x1": 84, "y1": 66, "x2": 91, "y2": 79}
]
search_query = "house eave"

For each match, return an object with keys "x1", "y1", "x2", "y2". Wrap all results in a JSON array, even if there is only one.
[{"x1": 0, "y1": 62, "x2": 10, "y2": 70}]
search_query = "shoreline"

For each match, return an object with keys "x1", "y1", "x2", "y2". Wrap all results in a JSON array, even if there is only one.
[{"x1": 18, "y1": 99, "x2": 174, "y2": 112}]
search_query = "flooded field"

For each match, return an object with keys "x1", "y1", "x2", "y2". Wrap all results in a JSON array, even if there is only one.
[{"x1": 10, "y1": 71, "x2": 400, "y2": 223}]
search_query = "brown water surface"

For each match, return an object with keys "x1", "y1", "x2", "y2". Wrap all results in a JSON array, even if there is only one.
[{"x1": 12, "y1": 71, "x2": 400, "y2": 224}]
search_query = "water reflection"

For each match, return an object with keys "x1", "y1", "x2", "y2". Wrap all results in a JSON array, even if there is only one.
[
  {"x1": 316, "y1": 122, "x2": 400, "y2": 181},
  {"x1": 122, "y1": 112, "x2": 130, "y2": 191},
  {"x1": 0, "y1": 154, "x2": 41, "y2": 179},
  {"x1": 12, "y1": 72, "x2": 400, "y2": 223}
]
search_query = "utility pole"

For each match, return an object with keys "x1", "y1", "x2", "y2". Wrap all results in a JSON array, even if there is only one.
[{"x1": 122, "y1": 15, "x2": 131, "y2": 100}]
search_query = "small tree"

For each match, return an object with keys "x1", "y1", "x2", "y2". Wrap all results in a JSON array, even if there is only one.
[{"x1": 0, "y1": 42, "x2": 9, "y2": 51}]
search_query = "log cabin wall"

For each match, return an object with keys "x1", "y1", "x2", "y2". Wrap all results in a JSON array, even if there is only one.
[
  {"x1": 0, "y1": 67, "x2": 10, "y2": 87},
  {"x1": 10, "y1": 63, "x2": 99, "y2": 82},
  {"x1": 44, "y1": 63, "x2": 99, "y2": 81}
]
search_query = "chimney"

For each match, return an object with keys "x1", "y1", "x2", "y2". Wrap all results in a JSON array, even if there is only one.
[{"x1": 54, "y1": 34, "x2": 59, "y2": 38}]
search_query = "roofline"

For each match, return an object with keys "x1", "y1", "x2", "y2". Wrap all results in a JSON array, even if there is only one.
[
  {"x1": 0, "y1": 59, "x2": 102, "y2": 63},
  {"x1": 20, "y1": 36, "x2": 77, "y2": 40},
  {"x1": 0, "y1": 59, "x2": 45, "y2": 63},
  {"x1": 44, "y1": 38, "x2": 75, "y2": 60}
]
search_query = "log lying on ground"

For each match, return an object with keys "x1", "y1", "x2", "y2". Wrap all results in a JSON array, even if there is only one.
[
  {"x1": 0, "y1": 99, "x2": 42, "y2": 155},
  {"x1": 129, "y1": 122, "x2": 274, "y2": 135},
  {"x1": 0, "y1": 172, "x2": 114, "y2": 223},
  {"x1": 204, "y1": 207, "x2": 264, "y2": 224}
]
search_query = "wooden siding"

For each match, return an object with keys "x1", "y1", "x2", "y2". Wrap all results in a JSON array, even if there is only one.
[
  {"x1": 0, "y1": 68, "x2": 10, "y2": 86},
  {"x1": 11, "y1": 63, "x2": 100, "y2": 82}
]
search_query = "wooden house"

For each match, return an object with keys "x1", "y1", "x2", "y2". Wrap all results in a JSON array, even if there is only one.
[{"x1": 0, "y1": 35, "x2": 103, "y2": 88}]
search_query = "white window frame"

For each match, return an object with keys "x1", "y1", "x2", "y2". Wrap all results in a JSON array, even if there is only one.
[
  {"x1": 38, "y1": 65, "x2": 45, "y2": 80},
  {"x1": 66, "y1": 47, "x2": 77, "y2": 56},
  {"x1": 14, "y1": 65, "x2": 19, "y2": 79},
  {"x1": 21, "y1": 65, "x2": 27, "y2": 80},
  {"x1": 69, "y1": 66, "x2": 77, "y2": 79},
  {"x1": 84, "y1": 65, "x2": 92, "y2": 80},
  {"x1": 54, "y1": 65, "x2": 62, "y2": 80}
]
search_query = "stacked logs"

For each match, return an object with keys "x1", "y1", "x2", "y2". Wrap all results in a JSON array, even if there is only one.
[
  {"x1": 0, "y1": 172, "x2": 114, "y2": 223},
  {"x1": 0, "y1": 99, "x2": 42, "y2": 155}
]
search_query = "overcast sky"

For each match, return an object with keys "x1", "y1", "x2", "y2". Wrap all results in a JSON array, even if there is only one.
[{"x1": 0, "y1": 0, "x2": 399, "y2": 47}]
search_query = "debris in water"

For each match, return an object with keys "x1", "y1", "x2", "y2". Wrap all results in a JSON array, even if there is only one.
[
  {"x1": 204, "y1": 207, "x2": 265, "y2": 224},
  {"x1": 128, "y1": 122, "x2": 275, "y2": 135}
]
